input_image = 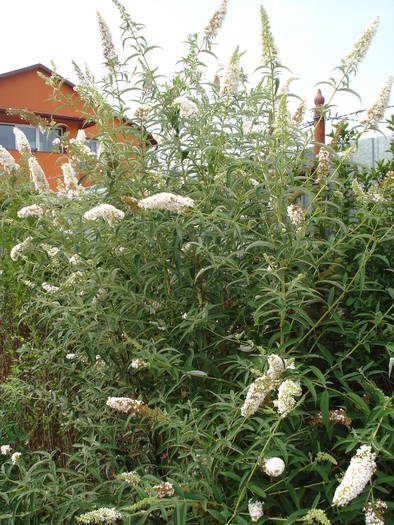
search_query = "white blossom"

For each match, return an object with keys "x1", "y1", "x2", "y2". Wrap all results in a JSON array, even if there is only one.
[
  {"x1": 342, "y1": 17, "x2": 379, "y2": 72},
  {"x1": 1, "y1": 445, "x2": 12, "y2": 455},
  {"x1": 116, "y1": 471, "x2": 141, "y2": 487},
  {"x1": 10, "y1": 236, "x2": 33, "y2": 261},
  {"x1": 248, "y1": 499, "x2": 264, "y2": 522},
  {"x1": 260, "y1": 5, "x2": 279, "y2": 67},
  {"x1": 69, "y1": 254, "x2": 82, "y2": 266},
  {"x1": 11, "y1": 452, "x2": 21, "y2": 465},
  {"x1": 152, "y1": 481, "x2": 175, "y2": 498},
  {"x1": 287, "y1": 204, "x2": 305, "y2": 229},
  {"x1": 316, "y1": 149, "x2": 330, "y2": 180},
  {"x1": 135, "y1": 104, "x2": 151, "y2": 119},
  {"x1": 131, "y1": 358, "x2": 147, "y2": 369},
  {"x1": 42, "y1": 282, "x2": 59, "y2": 294},
  {"x1": 13, "y1": 127, "x2": 31, "y2": 155},
  {"x1": 77, "y1": 507, "x2": 121, "y2": 524},
  {"x1": 42, "y1": 244, "x2": 60, "y2": 258},
  {"x1": 17, "y1": 204, "x2": 44, "y2": 218},
  {"x1": 173, "y1": 97, "x2": 198, "y2": 118},
  {"x1": 0, "y1": 145, "x2": 19, "y2": 172},
  {"x1": 97, "y1": 11, "x2": 118, "y2": 66},
  {"x1": 362, "y1": 75, "x2": 393, "y2": 129},
  {"x1": 364, "y1": 500, "x2": 387, "y2": 525},
  {"x1": 274, "y1": 379, "x2": 302, "y2": 416},
  {"x1": 241, "y1": 354, "x2": 285, "y2": 417},
  {"x1": 293, "y1": 99, "x2": 306, "y2": 125},
  {"x1": 205, "y1": 0, "x2": 227, "y2": 40},
  {"x1": 106, "y1": 397, "x2": 144, "y2": 416},
  {"x1": 263, "y1": 457, "x2": 285, "y2": 477},
  {"x1": 221, "y1": 49, "x2": 240, "y2": 96},
  {"x1": 332, "y1": 445, "x2": 376, "y2": 507},
  {"x1": 61, "y1": 162, "x2": 82, "y2": 193},
  {"x1": 84, "y1": 204, "x2": 124, "y2": 226},
  {"x1": 138, "y1": 192, "x2": 194, "y2": 213},
  {"x1": 66, "y1": 353, "x2": 76, "y2": 360},
  {"x1": 28, "y1": 157, "x2": 50, "y2": 193}
]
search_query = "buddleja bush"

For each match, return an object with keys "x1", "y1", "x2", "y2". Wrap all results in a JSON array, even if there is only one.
[{"x1": 0, "y1": 2, "x2": 393, "y2": 524}]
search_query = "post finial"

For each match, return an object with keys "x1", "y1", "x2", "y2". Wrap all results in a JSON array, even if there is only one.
[{"x1": 314, "y1": 88, "x2": 325, "y2": 106}]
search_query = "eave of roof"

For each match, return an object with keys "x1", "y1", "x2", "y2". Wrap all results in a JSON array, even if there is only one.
[{"x1": 0, "y1": 63, "x2": 75, "y2": 89}]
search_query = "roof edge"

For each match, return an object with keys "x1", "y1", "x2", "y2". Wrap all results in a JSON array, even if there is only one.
[{"x1": 0, "y1": 63, "x2": 75, "y2": 89}]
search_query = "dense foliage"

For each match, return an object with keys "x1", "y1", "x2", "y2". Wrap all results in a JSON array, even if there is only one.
[{"x1": 0, "y1": 2, "x2": 393, "y2": 524}]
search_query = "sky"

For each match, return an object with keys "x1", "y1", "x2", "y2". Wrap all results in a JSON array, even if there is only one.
[{"x1": 1, "y1": 0, "x2": 393, "y2": 127}]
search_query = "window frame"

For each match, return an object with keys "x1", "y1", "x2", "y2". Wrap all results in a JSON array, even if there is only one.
[{"x1": 0, "y1": 122, "x2": 63, "y2": 152}]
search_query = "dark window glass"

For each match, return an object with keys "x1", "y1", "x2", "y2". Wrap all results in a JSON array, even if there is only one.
[
  {"x1": 87, "y1": 140, "x2": 98, "y2": 155},
  {"x1": 17, "y1": 126, "x2": 37, "y2": 151},
  {"x1": 0, "y1": 124, "x2": 15, "y2": 149},
  {"x1": 39, "y1": 128, "x2": 62, "y2": 152}
]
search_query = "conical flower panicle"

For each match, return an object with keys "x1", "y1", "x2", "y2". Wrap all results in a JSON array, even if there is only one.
[
  {"x1": 260, "y1": 5, "x2": 279, "y2": 68},
  {"x1": 362, "y1": 75, "x2": 393, "y2": 129},
  {"x1": 97, "y1": 11, "x2": 118, "y2": 67},
  {"x1": 205, "y1": 0, "x2": 227, "y2": 40},
  {"x1": 342, "y1": 16, "x2": 379, "y2": 73},
  {"x1": 221, "y1": 47, "x2": 240, "y2": 97}
]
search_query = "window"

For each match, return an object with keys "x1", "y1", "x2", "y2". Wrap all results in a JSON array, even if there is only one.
[
  {"x1": 0, "y1": 123, "x2": 62, "y2": 152},
  {"x1": 87, "y1": 139, "x2": 98, "y2": 156}
]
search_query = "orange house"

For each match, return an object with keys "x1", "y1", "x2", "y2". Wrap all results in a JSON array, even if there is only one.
[{"x1": 0, "y1": 63, "x2": 134, "y2": 190}]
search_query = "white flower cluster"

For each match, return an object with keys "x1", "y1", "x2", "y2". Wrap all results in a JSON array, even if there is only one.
[
  {"x1": 84, "y1": 204, "x2": 125, "y2": 226},
  {"x1": 274, "y1": 379, "x2": 302, "y2": 417},
  {"x1": 42, "y1": 282, "x2": 60, "y2": 294},
  {"x1": 135, "y1": 104, "x2": 151, "y2": 119},
  {"x1": 138, "y1": 192, "x2": 194, "y2": 213},
  {"x1": 61, "y1": 162, "x2": 83, "y2": 195},
  {"x1": 248, "y1": 499, "x2": 264, "y2": 522},
  {"x1": 17, "y1": 204, "x2": 44, "y2": 218},
  {"x1": 304, "y1": 508, "x2": 331, "y2": 525},
  {"x1": 287, "y1": 204, "x2": 305, "y2": 229},
  {"x1": 13, "y1": 127, "x2": 31, "y2": 155},
  {"x1": 241, "y1": 354, "x2": 284, "y2": 417},
  {"x1": 1, "y1": 445, "x2": 12, "y2": 455},
  {"x1": 131, "y1": 358, "x2": 147, "y2": 369},
  {"x1": 152, "y1": 481, "x2": 175, "y2": 498},
  {"x1": 352, "y1": 179, "x2": 385, "y2": 205},
  {"x1": 362, "y1": 75, "x2": 393, "y2": 129},
  {"x1": 0, "y1": 145, "x2": 19, "y2": 172},
  {"x1": 10, "y1": 236, "x2": 33, "y2": 261},
  {"x1": 260, "y1": 5, "x2": 279, "y2": 67},
  {"x1": 77, "y1": 507, "x2": 121, "y2": 524},
  {"x1": 96, "y1": 11, "x2": 118, "y2": 66},
  {"x1": 332, "y1": 445, "x2": 377, "y2": 507},
  {"x1": 316, "y1": 149, "x2": 330, "y2": 180},
  {"x1": 263, "y1": 457, "x2": 285, "y2": 477},
  {"x1": 173, "y1": 97, "x2": 198, "y2": 118},
  {"x1": 11, "y1": 452, "x2": 21, "y2": 465},
  {"x1": 221, "y1": 51, "x2": 240, "y2": 96},
  {"x1": 116, "y1": 471, "x2": 141, "y2": 487},
  {"x1": 66, "y1": 353, "x2": 76, "y2": 360},
  {"x1": 42, "y1": 244, "x2": 60, "y2": 258},
  {"x1": 28, "y1": 157, "x2": 50, "y2": 193},
  {"x1": 364, "y1": 500, "x2": 387, "y2": 525},
  {"x1": 106, "y1": 397, "x2": 144, "y2": 416},
  {"x1": 69, "y1": 254, "x2": 82, "y2": 266},
  {"x1": 205, "y1": 0, "x2": 227, "y2": 40},
  {"x1": 342, "y1": 16, "x2": 379, "y2": 71},
  {"x1": 293, "y1": 99, "x2": 306, "y2": 125}
]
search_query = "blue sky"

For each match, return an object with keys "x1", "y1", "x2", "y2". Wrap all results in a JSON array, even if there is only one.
[{"x1": 1, "y1": 0, "x2": 393, "y2": 123}]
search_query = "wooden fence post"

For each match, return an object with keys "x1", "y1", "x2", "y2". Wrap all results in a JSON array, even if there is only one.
[{"x1": 314, "y1": 89, "x2": 325, "y2": 157}]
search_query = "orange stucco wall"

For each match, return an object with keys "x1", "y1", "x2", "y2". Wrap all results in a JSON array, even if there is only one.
[{"x1": 0, "y1": 66, "x2": 97, "y2": 189}]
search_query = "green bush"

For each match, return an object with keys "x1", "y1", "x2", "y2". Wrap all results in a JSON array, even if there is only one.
[{"x1": 0, "y1": 2, "x2": 393, "y2": 524}]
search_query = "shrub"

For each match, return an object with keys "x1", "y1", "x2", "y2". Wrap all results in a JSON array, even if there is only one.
[{"x1": 0, "y1": 2, "x2": 393, "y2": 524}]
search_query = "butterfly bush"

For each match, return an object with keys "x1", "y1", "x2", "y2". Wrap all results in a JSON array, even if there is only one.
[{"x1": 0, "y1": 1, "x2": 392, "y2": 524}]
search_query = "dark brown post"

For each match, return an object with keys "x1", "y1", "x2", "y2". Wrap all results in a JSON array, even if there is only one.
[{"x1": 314, "y1": 89, "x2": 325, "y2": 157}]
